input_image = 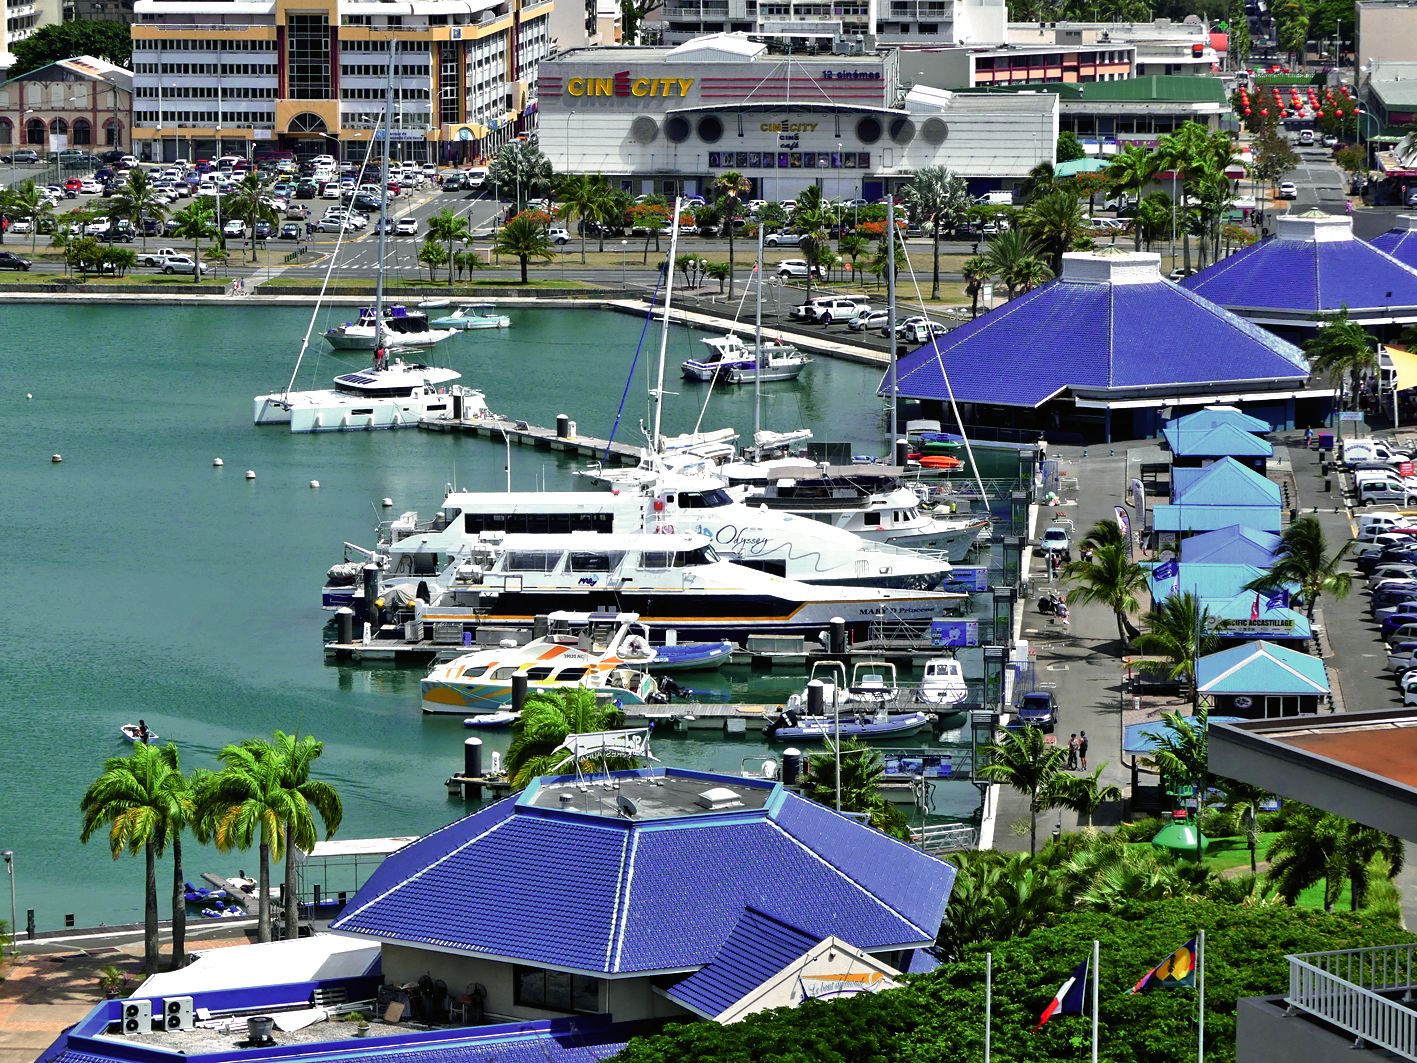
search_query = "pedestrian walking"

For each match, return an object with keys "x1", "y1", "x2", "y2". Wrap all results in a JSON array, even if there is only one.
[
  {"x1": 1066, "y1": 733, "x2": 1079, "y2": 770},
  {"x1": 1303, "y1": 426, "x2": 1313, "y2": 449},
  {"x1": 1056, "y1": 600, "x2": 1070, "y2": 631},
  {"x1": 1078, "y1": 731, "x2": 1089, "y2": 770}
]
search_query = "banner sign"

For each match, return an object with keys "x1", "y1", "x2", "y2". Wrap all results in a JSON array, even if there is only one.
[
  {"x1": 930, "y1": 619, "x2": 979, "y2": 647},
  {"x1": 1214, "y1": 617, "x2": 1298, "y2": 637},
  {"x1": 947, "y1": 566, "x2": 989, "y2": 592},
  {"x1": 1115, "y1": 505, "x2": 1131, "y2": 540}
]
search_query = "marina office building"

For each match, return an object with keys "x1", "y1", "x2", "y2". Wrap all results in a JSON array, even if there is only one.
[
  {"x1": 536, "y1": 32, "x2": 1056, "y2": 199},
  {"x1": 128, "y1": 0, "x2": 554, "y2": 164}
]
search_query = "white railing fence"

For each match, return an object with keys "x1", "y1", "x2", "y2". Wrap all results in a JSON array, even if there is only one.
[{"x1": 1286, "y1": 944, "x2": 1417, "y2": 1058}]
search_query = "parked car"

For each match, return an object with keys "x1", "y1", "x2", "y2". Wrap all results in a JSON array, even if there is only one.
[
  {"x1": 0, "y1": 251, "x2": 31, "y2": 270},
  {"x1": 811, "y1": 297, "x2": 872, "y2": 325},
  {"x1": 8, "y1": 219, "x2": 31, "y2": 235},
  {"x1": 223, "y1": 219, "x2": 246, "y2": 238},
  {"x1": 1387, "y1": 640, "x2": 1417, "y2": 671},
  {"x1": 1039, "y1": 524, "x2": 1072, "y2": 557},
  {"x1": 1008, "y1": 691, "x2": 1057, "y2": 733},
  {"x1": 395, "y1": 217, "x2": 418, "y2": 236},
  {"x1": 2, "y1": 149, "x2": 39, "y2": 164},
  {"x1": 278, "y1": 221, "x2": 302, "y2": 239},
  {"x1": 901, "y1": 320, "x2": 948, "y2": 344},
  {"x1": 547, "y1": 227, "x2": 570, "y2": 245},
  {"x1": 848, "y1": 309, "x2": 890, "y2": 332},
  {"x1": 157, "y1": 254, "x2": 208, "y2": 275},
  {"x1": 777, "y1": 259, "x2": 827, "y2": 280},
  {"x1": 764, "y1": 231, "x2": 805, "y2": 248}
]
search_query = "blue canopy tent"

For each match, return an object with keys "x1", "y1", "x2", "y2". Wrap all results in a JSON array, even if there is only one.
[{"x1": 1123, "y1": 714, "x2": 1247, "y2": 754}]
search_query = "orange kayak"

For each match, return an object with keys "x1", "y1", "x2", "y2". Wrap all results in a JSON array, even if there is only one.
[{"x1": 915, "y1": 454, "x2": 964, "y2": 470}]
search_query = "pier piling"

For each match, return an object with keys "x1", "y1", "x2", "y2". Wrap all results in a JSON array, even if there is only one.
[
  {"x1": 829, "y1": 617, "x2": 847, "y2": 655},
  {"x1": 807, "y1": 681, "x2": 825, "y2": 717},
  {"x1": 463, "y1": 738, "x2": 483, "y2": 800},
  {"x1": 336, "y1": 607, "x2": 354, "y2": 645},
  {"x1": 512, "y1": 675, "x2": 528, "y2": 713}
]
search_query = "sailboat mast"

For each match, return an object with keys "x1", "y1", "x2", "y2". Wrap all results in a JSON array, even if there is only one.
[
  {"x1": 886, "y1": 197, "x2": 897, "y2": 438},
  {"x1": 754, "y1": 221, "x2": 764, "y2": 444},
  {"x1": 651, "y1": 194, "x2": 684, "y2": 449},
  {"x1": 374, "y1": 41, "x2": 396, "y2": 342}
]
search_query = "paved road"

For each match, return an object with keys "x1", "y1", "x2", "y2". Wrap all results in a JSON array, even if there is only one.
[{"x1": 1281, "y1": 142, "x2": 1349, "y2": 214}]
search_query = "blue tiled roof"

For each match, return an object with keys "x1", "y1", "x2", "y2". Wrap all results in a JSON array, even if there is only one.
[
  {"x1": 331, "y1": 770, "x2": 954, "y2": 975},
  {"x1": 1198, "y1": 639, "x2": 1329, "y2": 695},
  {"x1": 1180, "y1": 525, "x2": 1281, "y2": 566},
  {"x1": 884, "y1": 268, "x2": 1308, "y2": 409},
  {"x1": 1147, "y1": 562, "x2": 1275, "y2": 603},
  {"x1": 1172, "y1": 457, "x2": 1281, "y2": 506},
  {"x1": 904, "y1": 948, "x2": 943, "y2": 975},
  {"x1": 1371, "y1": 225, "x2": 1417, "y2": 272},
  {"x1": 665, "y1": 907, "x2": 821, "y2": 1020},
  {"x1": 1168, "y1": 407, "x2": 1273, "y2": 434},
  {"x1": 1152, "y1": 503, "x2": 1282, "y2": 533},
  {"x1": 1181, "y1": 228, "x2": 1417, "y2": 315},
  {"x1": 1163, "y1": 423, "x2": 1275, "y2": 458}
]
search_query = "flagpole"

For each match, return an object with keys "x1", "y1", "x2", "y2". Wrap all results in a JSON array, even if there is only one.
[
  {"x1": 1091, "y1": 939, "x2": 1100, "y2": 1063},
  {"x1": 984, "y1": 952, "x2": 992, "y2": 1063},
  {"x1": 1197, "y1": 930, "x2": 1205, "y2": 1063}
]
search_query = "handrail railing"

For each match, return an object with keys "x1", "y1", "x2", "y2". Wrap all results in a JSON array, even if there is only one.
[
  {"x1": 909, "y1": 823, "x2": 977, "y2": 853},
  {"x1": 1286, "y1": 945, "x2": 1417, "y2": 1058}
]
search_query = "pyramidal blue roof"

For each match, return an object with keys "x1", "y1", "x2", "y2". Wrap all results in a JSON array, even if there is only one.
[
  {"x1": 1197, "y1": 639, "x2": 1329, "y2": 695},
  {"x1": 884, "y1": 250, "x2": 1308, "y2": 409},
  {"x1": 1180, "y1": 525, "x2": 1281, "y2": 566},
  {"x1": 1369, "y1": 215, "x2": 1417, "y2": 272},
  {"x1": 1167, "y1": 406, "x2": 1273, "y2": 434},
  {"x1": 330, "y1": 768, "x2": 954, "y2": 975},
  {"x1": 1162, "y1": 422, "x2": 1275, "y2": 458},
  {"x1": 1173, "y1": 456, "x2": 1281, "y2": 506},
  {"x1": 1181, "y1": 212, "x2": 1417, "y2": 320},
  {"x1": 1147, "y1": 562, "x2": 1275, "y2": 604}
]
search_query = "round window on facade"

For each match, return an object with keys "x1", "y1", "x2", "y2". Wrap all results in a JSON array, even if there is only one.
[
  {"x1": 630, "y1": 115, "x2": 659, "y2": 144},
  {"x1": 922, "y1": 118, "x2": 948, "y2": 145},
  {"x1": 856, "y1": 116, "x2": 882, "y2": 144},
  {"x1": 665, "y1": 116, "x2": 691, "y2": 143},
  {"x1": 697, "y1": 115, "x2": 724, "y2": 143},
  {"x1": 889, "y1": 117, "x2": 916, "y2": 144}
]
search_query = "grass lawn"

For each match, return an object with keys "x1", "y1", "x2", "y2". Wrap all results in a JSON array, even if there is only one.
[{"x1": 0, "y1": 271, "x2": 228, "y2": 287}]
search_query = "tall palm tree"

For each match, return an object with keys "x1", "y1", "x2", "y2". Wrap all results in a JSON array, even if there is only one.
[
  {"x1": 976, "y1": 725, "x2": 1071, "y2": 854},
  {"x1": 714, "y1": 170, "x2": 750, "y2": 298},
  {"x1": 1157, "y1": 123, "x2": 1211, "y2": 274},
  {"x1": 152, "y1": 746, "x2": 197, "y2": 970},
  {"x1": 80, "y1": 744, "x2": 182, "y2": 973},
  {"x1": 1105, "y1": 145, "x2": 1159, "y2": 251},
  {"x1": 1019, "y1": 160, "x2": 1060, "y2": 204},
  {"x1": 981, "y1": 227, "x2": 1048, "y2": 299},
  {"x1": 505, "y1": 688, "x2": 633, "y2": 787},
  {"x1": 1062, "y1": 531, "x2": 1147, "y2": 646},
  {"x1": 110, "y1": 166, "x2": 167, "y2": 252},
  {"x1": 267, "y1": 732, "x2": 343, "y2": 940},
  {"x1": 491, "y1": 213, "x2": 555, "y2": 284},
  {"x1": 1305, "y1": 309, "x2": 1378, "y2": 432},
  {"x1": 225, "y1": 172, "x2": 278, "y2": 262},
  {"x1": 170, "y1": 201, "x2": 216, "y2": 278},
  {"x1": 903, "y1": 166, "x2": 969, "y2": 298},
  {"x1": 838, "y1": 231, "x2": 869, "y2": 279},
  {"x1": 961, "y1": 255, "x2": 991, "y2": 318},
  {"x1": 791, "y1": 185, "x2": 831, "y2": 305},
  {"x1": 1245, "y1": 515, "x2": 1352, "y2": 622},
  {"x1": 1132, "y1": 592, "x2": 1218, "y2": 701},
  {"x1": 1022, "y1": 188, "x2": 1086, "y2": 275},
  {"x1": 555, "y1": 173, "x2": 607, "y2": 265},
  {"x1": 425, "y1": 207, "x2": 471, "y2": 284},
  {"x1": 803, "y1": 739, "x2": 911, "y2": 840},
  {"x1": 199, "y1": 741, "x2": 289, "y2": 942},
  {"x1": 1146, "y1": 705, "x2": 1212, "y2": 863},
  {"x1": 1053, "y1": 764, "x2": 1123, "y2": 828},
  {"x1": 1136, "y1": 194, "x2": 1172, "y2": 251},
  {"x1": 10, "y1": 180, "x2": 51, "y2": 255}
]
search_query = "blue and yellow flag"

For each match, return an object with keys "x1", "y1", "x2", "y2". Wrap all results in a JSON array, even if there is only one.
[{"x1": 1130, "y1": 937, "x2": 1198, "y2": 993}]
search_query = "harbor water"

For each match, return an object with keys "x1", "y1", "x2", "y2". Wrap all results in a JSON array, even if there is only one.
[{"x1": 1, "y1": 303, "x2": 992, "y2": 928}]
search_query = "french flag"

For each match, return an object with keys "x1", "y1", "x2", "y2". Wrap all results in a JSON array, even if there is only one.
[{"x1": 1036, "y1": 958, "x2": 1090, "y2": 1030}]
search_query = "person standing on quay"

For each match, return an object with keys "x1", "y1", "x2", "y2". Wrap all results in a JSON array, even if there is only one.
[
  {"x1": 1066, "y1": 733, "x2": 1079, "y2": 771},
  {"x1": 1078, "y1": 731, "x2": 1089, "y2": 770}
]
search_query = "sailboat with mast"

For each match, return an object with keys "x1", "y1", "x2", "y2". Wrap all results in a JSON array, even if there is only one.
[{"x1": 252, "y1": 43, "x2": 486, "y2": 432}]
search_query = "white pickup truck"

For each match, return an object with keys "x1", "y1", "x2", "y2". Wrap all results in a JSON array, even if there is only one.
[{"x1": 138, "y1": 247, "x2": 183, "y2": 268}]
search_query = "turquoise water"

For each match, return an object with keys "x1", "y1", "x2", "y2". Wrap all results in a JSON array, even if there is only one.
[{"x1": 0, "y1": 304, "x2": 979, "y2": 929}]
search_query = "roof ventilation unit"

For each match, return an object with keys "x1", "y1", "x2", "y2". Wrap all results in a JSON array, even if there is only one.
[{"x1": 696, "y1": 786, "x2": 743, "y2": 810}]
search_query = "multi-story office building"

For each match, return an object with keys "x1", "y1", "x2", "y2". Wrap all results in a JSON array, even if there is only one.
[
  {"x1": 0, "y1": 0, "x2": 62, "y2": 74},
  {"x1": 63, "y1": 0, "x2": 135, "y2": 23},
  {"x1": 1007, "y1": 19, "x2": 1219, "y2": 77},
  {"x1": 129, "y1": 0, "x2": 552, "y2": 165},
  {"x1": 0, "y1": 54, "x2": 132, "y2": 153},
  {"x1": 896, "y1": 41, "x2": 1134, "y2": 89},
  {"x1": 659, "y1": 0, "x2": 1005, "y2": 49}
]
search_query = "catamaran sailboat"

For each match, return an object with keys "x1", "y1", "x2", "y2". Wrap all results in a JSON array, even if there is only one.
[{"x1": 323, "y1": 304, "x2": 460, "y2": 350}]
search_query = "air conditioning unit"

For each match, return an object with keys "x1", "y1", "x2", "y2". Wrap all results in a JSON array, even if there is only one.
[
  {"x1": 163, "y1": 996, "x2": 195, "y2": 1031},
  {"x1": 121, "y1": 999, "x2": 152, "y2": 1035}
]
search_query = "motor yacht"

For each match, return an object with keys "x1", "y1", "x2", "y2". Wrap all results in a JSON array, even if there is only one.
[
  {"x1": 324, "y1": 304, "x2": 460, "y2": 350},
  {"x1": 917, "y1": 656, "x2": 969, "y2": 707},
  {"x1": 254, "y1": 359, "x2": 489, "y2": 432},
  {"x1": 681, "y1": 333, "x2": 807, "y2": 384},
  {"x1": 431, "y1": 303, "x2": 511, "y2": 330}
]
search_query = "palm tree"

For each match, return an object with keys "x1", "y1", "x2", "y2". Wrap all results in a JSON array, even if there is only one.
[
  {"x1": 555, "y1": 173, "x2": 607, "y2": 265},
  {"x1": 505, "y1": 688, "x2": 633, "y2": 787},
  {"x1": 1132, "y1": 592, "x2": 1217, "y2": 701},
  {"x1": 1019, "y1": 160, "x2": 1060, "y2": 204},
  {"x1": 714, "y1": 170, "x2": 750, "y2": 297},
  {"x1": 1244, "y1": 515, "x2": 1352, "y2": 623},
  {"x1": 1305, "y1": 309, "x2": 1378, "y2": 432},
  {"x1": 0, "y1": 186, "x2": 16, "y2": 245},
  {"x1": 199, "y1": 741, "x2": 288, "y2": 942},
  {"x1": 976, "y1": 725, "x2": 1071, "y2": 854},
  {"x1": 170, "y1": 201, "x2": 216, "y2": 277},
  {"x1": 1105, "y1": 145, "x2": 1159, "y2": 251},
  {"x1": 961, "y1": 255, "x2": 991, "y2": 318},
  {"x1": 425, "y1": 207, "x2": 471, "y2": 285},
  {"x1": 791, "y1": 185, "x2": 831, "y2": 305},
  {"x1": 903, "y1": 166, "x2": 969, "y2": 298},
  {"x1": 110, "y1": 166, "x2": 167, "y2": 252},
  {"x1": 1266, "y1": 805, "x2": 1348, "y2": 910},
  {"x1": 704, "y1": 260, "x2": 731, "y2": 294},
  {"x1": 981, "y1": 228, "x2": 1048, "y2": 299},
  {"x1": 937, "y1": 851, "x2": 1063, "y2": 957},
  {"x1": 487, "y1": 139, "x2": 553, "y2": 212},
  {"x1": 1136, "y1": 194, "x2": 1172, "y2": 251},
  {"x1": 1062, "y1": 531, "x2": 1147, "y2": 646},
  {"x1": 267, "y1": 732, "x2": 343, "y2": 940},
  {"x1": 1146, "y1": 705, "x2": 1212, "y2": 863},
  {"x1": 1053, "y1": 764, "x2": 1123, "y2": 827},
  {"x1": 1219, "y1": 779, "x2": 1272, "y2": 875},
  {"x1": 803, "y1": 739, "x2": 911, "y2": 840},
  {"x1": 1023, "y1": 188, "x2": 1086, "y2": 274},
  {"x1": 492, "y1": 213, "x2": 555, "y2": 284},
  {"x1": 1157, "y1": 123, "x2": 1211, "y2": 274},
  {"x1": 10, "y1": 180, "x2": 51, "y2": 255},
  {"x1": 225, "y1": 172, "x2": 278, "y2": 262},
  {"x1": 838, "y1": 231, "x2": 869, "y2": 279},
  {"x1": 151, "y1": 745, "x2": 198, "y2": 970},
  {"x1": 80, "y1": 744, "x2": 182, "y2": 973}
]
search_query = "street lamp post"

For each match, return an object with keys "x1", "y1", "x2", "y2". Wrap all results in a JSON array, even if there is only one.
[
  {"x1": 2, "y1": 851, "x2": 15, "y2": 957},
  {"x1": 620, "y1": 238, "x2": 628, "y2": 287}
]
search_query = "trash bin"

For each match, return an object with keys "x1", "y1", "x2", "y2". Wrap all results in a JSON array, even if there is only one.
[{"x1": 1318, "y1": 431, "x2": 1335, "y2": 452}]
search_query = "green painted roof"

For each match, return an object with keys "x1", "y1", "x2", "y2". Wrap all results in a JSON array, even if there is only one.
[{"x1": 968, "y1": 75, "x2": 1228, "y2": 104}]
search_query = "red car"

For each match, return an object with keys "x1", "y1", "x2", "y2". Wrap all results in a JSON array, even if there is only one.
[{"x1": 64, "y1": 177, "x2": 83, "y2": 192}]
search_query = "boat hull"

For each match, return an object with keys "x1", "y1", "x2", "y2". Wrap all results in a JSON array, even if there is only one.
[
  {"x1": 857, "y1": 522, "x2": 984, "y2": 563},
  {"x1": 421, "y1": 676, "x2": 657, "y2": 714},
  {"x1": 723, "y1": 364, "x2": 806, "y2": 384},
  {"x1": 323, "y1": 327, "x2": 457, "y2": 350},
  {"x1": 648, "y1": 641, "x2": 734, "y2": 671},
  {"x1": 766, "y1": 712, "x2": 933, "y2": 741},
  {"x1": 253, "y1": 389, "x2": 488, "y2": 433}
]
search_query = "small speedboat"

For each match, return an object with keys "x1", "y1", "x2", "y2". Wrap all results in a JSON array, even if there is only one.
[
  {"x1": 917, "y1": 657, "x2": 969, "y2": 707},
  {"x1": 765, "y1": 708, "x2": 933, "y2": 741},
  {"x1": 184, "y1": 882, "x2": 228, "y2": 904},
  {"x1": 120, "y1": 724, "x2": 158, "y2": 743},
  {"x1": 464, "y1": 711, "x2": 521, "y2": 728},
  {"x1": 647, "y1": 641, "x2": 734, "y2": 672},
  {"x1": 432, "y1": 303, "x2": 511, "y2": 330}
]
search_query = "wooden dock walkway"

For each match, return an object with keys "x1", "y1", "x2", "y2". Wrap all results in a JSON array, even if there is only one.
[
  {"x1": 417, "y1": 413, "x2": 645, "y2": 466},
  {"x1": 623, "y1": 699, "x2": 970, "y2": 732}
]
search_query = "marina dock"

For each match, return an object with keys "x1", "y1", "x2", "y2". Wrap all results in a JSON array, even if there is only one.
[
  {"x1": 622, "y1": 700, "x2": 971, "y2": 732},
  {"x1": 417, "y1": 413, "x2": 645, "y2": 466}
]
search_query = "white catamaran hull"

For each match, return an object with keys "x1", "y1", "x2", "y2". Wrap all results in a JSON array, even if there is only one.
[
  {"x1": 253, "y1": 387, "x2": 488, "y2": 432},
  {"x1": 324, "y1": 325, "x2": 459, "y2": 350}
]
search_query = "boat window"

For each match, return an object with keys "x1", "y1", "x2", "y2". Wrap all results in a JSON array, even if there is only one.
[
  {"x1": 864, "y1": 512, "x2": 881, "y2": 527},
  {"x1": 502, "y1": 551, "x2": 562, "y2": 572},
  {"x1": 412, "y1": 553, "x2": 440, "y2": 576},
  {"x1": 641, "y1": 551, "x2": 673, "y2": 570},
  {"x1": 680, "y1": 488, "x2": 734, "y2": 509},
  {"x1": 570, "y1": 551, "x2": 624, "y2": 572},
  {"x1": 491, "y1": 667, "x2": 518, "y2": 680},
  {"x1": 675, "y1": 546, "x2": 718, "y2": 566},
  {"x1": 466, "y1": 512, "x2": 614, "y2": 535},
  {"x1": 555, "y1": 667, "x2": 588, "y2": 681},
  {"x1": 525, "y1": 666, "x2": 555, "y2": 680}
]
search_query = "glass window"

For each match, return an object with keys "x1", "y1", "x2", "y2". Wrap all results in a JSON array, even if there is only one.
[
  {"x1": 524, "y1": 666, "x2": 554, "y2": 680},
  {"x1": 513, "y1": 966, "x2": 601, "y2": 1014},
  {"x1": 569, "y1": 552, "x2": 623, "y2": 572},
  {"x1": 503, "y1": 551, "x2": 561, "y2": 572},
  {"x1": 287, "y1": 14, "x2": 331, "y2": 100},
  {"x1": 641, "y1": 551, "x2": 672, "y2": 570}
]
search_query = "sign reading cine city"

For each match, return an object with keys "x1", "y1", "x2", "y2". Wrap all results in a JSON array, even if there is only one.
[{"x1": 566, "y1": 71, "x2": 694, "y2": 98}]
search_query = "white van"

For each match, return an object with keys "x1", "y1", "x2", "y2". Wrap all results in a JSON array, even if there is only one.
[
  {"x1": 1359, "y1": 478, "x2": 1417, "y2": 506},
  {"x1": 311, "y1": 153, "x2": 336, "y2": 169},
  {"x1": 1358, "y1": 512, "x2": 1415, "y2": 540},
  {"x1": 974, "y1": 191, "x2": 1014, "y2": 207},
  {"x1": 1344, "y1": 440, "x2": 1409, "y2": 465},
  {"x1": 216, "y1": 155, "x2": 244, "y2": 172}
]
